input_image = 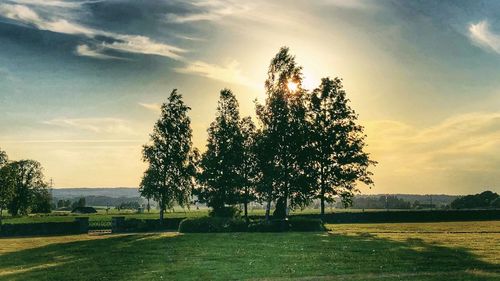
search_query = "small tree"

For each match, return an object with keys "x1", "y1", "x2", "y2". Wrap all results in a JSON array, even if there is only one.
[
  {"x1": 141, "y1": 89, "x2": 195, "y2": 221},
  {"x1": 308, "y1": 77, "x2": 376, "y2": 216},
  {"x1": 7, "y1": 160, "x2": 48, "y2": 216},
  {"x1": 197, "y1": 89, "x2": 245, "y2": 217},
  {"x1": 0, "y1": 149, "x2": 14, "y2": 218}
]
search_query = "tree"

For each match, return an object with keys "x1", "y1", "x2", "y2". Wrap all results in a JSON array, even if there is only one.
[
  {"x1": 71, "y1": 197, "x2": 86, "y2": 209},
  {"x1": 141, "y1": 89, "x2": 196, "y2": 222},
  {"x1": 239, "y1": 116, "x2": 259, "y2": 222},
  {"x1": 0, "y1": 149, "x2": 14, "y2": 218},
  {"x1": 31, "y1": 188, "x2": 52, "y2": 213},
  {"x1": 451, "y1": 191, "x2": 499, "y2": 209},
  {"x1": 7, "y1": 160, "x2": 48, "y2": 216},
  {"x1": 255, "y1": 47, "x2": 314, "y2": 219},
  {"x1": 197, "y1": 89, "x2": 245, "y2": 217},
  {"x1": 308, "y1": 77, "x2": 376, "y2": 216}
]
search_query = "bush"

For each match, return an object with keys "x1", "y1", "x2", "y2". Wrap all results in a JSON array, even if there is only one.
[
  {"x1": 248, "y1": 220, "x2": 289, "y2": 232},
  {"x1": 178, "y1": 217, "x2": 247, "y2": 233},
  {"x1": 288, "y1": 217, "x2": 325, "y2": 232},
  {"x1": 209, "y1": 206, "x2": 241, "y2": 218},
  {"x1": 71, "y1": 207, "x2": 97, "y2": 214}
]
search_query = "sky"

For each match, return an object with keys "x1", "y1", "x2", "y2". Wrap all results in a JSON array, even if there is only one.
[{"x1": 1, "y1": 0, "x2": 500, "y2": 194}]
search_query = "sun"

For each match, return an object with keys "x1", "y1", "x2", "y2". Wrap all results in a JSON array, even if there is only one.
[{"x1": 287, "y1": 81, "x2": 298, "y2": 92}]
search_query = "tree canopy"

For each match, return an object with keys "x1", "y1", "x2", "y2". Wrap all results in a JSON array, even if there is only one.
[{"x1": 140, "y1": 89, "x2": 196, "y2": 221}]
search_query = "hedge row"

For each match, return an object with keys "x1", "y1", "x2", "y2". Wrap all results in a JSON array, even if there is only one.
[
  {"x1": 0, "y1": 221, "x2": 84, "y2": 237},
  {"x1": 116, "y1": 218, "x2": 184, "y2": 233},
  {"x1": 178, "y1": 217, "x2": 325, "y2": 233},
  {"x1": 304, "y1": 209, "x2": 500, "y2": 223}
]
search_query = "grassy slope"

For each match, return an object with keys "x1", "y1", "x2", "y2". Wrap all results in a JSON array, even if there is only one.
[{"x1": 0, "y1": 221, "x2": 498, "y2": 281}]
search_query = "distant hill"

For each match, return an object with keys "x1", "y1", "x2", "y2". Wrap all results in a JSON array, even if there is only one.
[
  {"x1": 52, "y1": 188, "x2": 140, "y2": 199},
  {"x1": 49, "y1": 188, "x2": 461, "y2": 209}
]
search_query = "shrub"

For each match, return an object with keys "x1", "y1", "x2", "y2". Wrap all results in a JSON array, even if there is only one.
[
  {"x1": 209, "y1": 206, "x2": 241, "y2": 218},
  {"x1": 248, "y1": 220, "x2": 289, "y2": 232},
  {"x1": 71, "y1": 206, "x2": 97, "y2": 214},
  {"x1": 288, "y1": 217, "x2": 325, "y2": 232},
  {"x1": 178, "y1": 217, "x2": 247, "y2": 233}
]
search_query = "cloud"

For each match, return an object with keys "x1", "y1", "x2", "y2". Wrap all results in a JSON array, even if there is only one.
[
  {"x1": 365, "y1": 112, "x2": 500, "y2": 193},
  {"x1": 43, "y1": 118, "x2": 135, "y2": 135},
  {"x1": 165, "y1": 0, "x2": 249, "y2": 23},
  {"x1": 468, "y1": 20, "x2": 500, "y2": 54},
  {"x1": 138, "y1": 103, "x2": 161, "y2": 113},
  {"x1": 175, "y1": 60, "x2": 257, "y2": 87},
  {"x1": 0, "y1": 3, "x2": 184, "y2": 60},
  {"x1": 11, "y1": 0, "x2": 101, "y2": 8},
  {"x1": 75, "y1": 44, "x2": 120, "y2": 60}
]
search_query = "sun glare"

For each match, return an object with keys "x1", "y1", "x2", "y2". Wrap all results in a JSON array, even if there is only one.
[{"x1": 287, "y1": 81, "x2": 298, "y2": 92}]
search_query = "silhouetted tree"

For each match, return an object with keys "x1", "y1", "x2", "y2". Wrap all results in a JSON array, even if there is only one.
[
  {"x1": 0, "y1": 149, "x2": 14, "y2": 218},
  {"x1": 7, "y1": 160, "x2": 48, "y2": 216},
  {"x1": 197, "y1": 89, "x2": 245, "y2": 217},
  {"x1": 239, "y1": 116, "x2": 259, "y2": 222},
  {"x1": 308, "y1": 77, "x2": 376, "y2": 216},
  {"x1": 451, "y1": 191, "x2": 499, "y2": 209},
  {"x1": 141, "y1": 89, "x2": 196, "y2": 222},
  {"x1": 255, "y1": 47, "x2": 314, "y2": 220}
]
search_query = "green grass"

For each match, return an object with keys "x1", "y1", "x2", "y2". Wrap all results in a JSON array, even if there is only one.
[{"x1": 0, "y1": 221, "x2": 498, "y2": 280}]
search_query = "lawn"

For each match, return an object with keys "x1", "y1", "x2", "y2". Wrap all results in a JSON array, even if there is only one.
[{"x1": 0, "y1": 221, "x2": 498, "y2": 280}]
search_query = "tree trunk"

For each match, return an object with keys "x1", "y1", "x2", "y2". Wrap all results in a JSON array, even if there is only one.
[
  {"x1": 244, "y1": 201, "x2": 248, "y2": 223},
  {"x1": 320, "y1": 195, "x2": 325, "y2": 218},
  {"x1": 265, "y1": 198, "x2": 271, "y2": 221}
]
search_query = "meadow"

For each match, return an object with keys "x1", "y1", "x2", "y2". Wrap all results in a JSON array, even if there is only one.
[{"x1": 0, "y1": 221, "x2": 498, "y2": 281}]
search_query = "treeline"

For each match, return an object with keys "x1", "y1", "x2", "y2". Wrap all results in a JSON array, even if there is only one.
[
  {"x1": 451, "y1": 191, "x2": 500, "y2": 209},
  {"x1": 140, "y1": 47, "x2": 376, "y2": 221},
  {"x1": 0, "y1": 150, "x2": 51, "y2": 217}
]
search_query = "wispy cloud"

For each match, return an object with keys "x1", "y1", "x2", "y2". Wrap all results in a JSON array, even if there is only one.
[
  {"x1": 366, "y1": 112, "x2": 500, "y2": 192},
  {"x1": 75, "y1": 44, "x2": 120, "y2": 60},
  {"x1": 165, "y1": 0, "x2": 249, "y2": 23},
  {"x1": 43, "y1": 117, "x2": 135, "y2": 135},
  {"x1": 0, "y1": 3, "x2": 185, "y2": 60},
  {"x1": 138, "y1": 103, "x2": 161, "y2": 113},
  {"x1": 175, "y1": 60, "x2": 257, "y2": 87},
  {"x1": 468, "y1": 20, "x2": 500, "y2": 54}
]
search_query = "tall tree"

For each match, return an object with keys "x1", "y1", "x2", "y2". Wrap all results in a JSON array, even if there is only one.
[
  {"x1": 141, "y1": 89, "x2": 195, "y2": 221},
  {"x1": 255, "y1": 47, "x2": 313, "y2": 219},
  {"x1": 197, "y1": 89, "x2": 245, "y2": 216},
  {"x1": 0, "y1": 149, "x2": 14, "y2": 218},
  {"x1": 308, "y1": 77, "x2": 376, "y2": 216},
  {"x1": 7, "y1": 160, "x2": 48, "y2": 216},
  {"x1": 239, "y1": 116, "x2": 258, "y2": 222}
]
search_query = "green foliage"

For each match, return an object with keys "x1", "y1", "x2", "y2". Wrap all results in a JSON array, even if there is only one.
[
  {"x1": 308, "y1": 77, "x2": 376, "y2": 214},
  {"x1": 0, "y1": 149, "x2": 14, "y2": 217},
  {"x1": 196, "y1": 89, "x2": 245, "y2": 216},
  {"x1": 247, "y1": 219, "x2": 289, "y2": 232},
  {"x1": 31, "y1": 189, "x2": 52, "y2": 214},
  {"x1": 116, "y1": 201, "x2": 141, "y2": 210},
  {"x1": 178, "y1": 217, "x2": 247, "y2": 233},
  {"x1": 6, "y1": 160, "x2": 49, "y2": 216},
  {"x1": 288, "y1": 217, "x2": 325, "y2": 231},
  {"x1": 451, "y1": 191, "x2": 499, "y2": 209},
  {"x1": 248, "y1": 218, "x2": 324, "y2": 232},
  {"x1": 255, "y1": 47, "x2": 314, "y2": 218},
  {"x1": 141, "y1": 89, "x2": 196, "y2": 220},
  {"x1": 208, "y1": 206, "x2": 240, "y2": 218}
]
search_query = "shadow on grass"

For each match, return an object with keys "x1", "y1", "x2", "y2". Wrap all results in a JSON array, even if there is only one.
[{"x1": 0, "y1": 231, "x2": 498, "y2": 281}]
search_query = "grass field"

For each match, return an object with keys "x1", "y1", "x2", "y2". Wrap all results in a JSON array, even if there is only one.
[{"x1": 0, "y1": 221, "x2": 498, "y2": 280}]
